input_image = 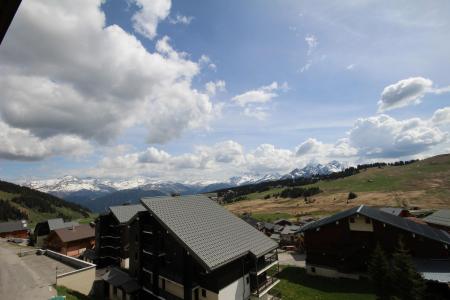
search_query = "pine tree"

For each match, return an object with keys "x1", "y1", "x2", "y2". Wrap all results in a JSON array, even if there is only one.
[
  {"x1": 368, "y1": 243, "x2": 393, "y2": 300},
  {"x1": 391, "y1": 239, "x2": 426, "y2": 300}
]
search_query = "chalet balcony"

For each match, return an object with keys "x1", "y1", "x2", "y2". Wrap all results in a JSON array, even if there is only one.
[
  {"x1": 252, "y1": 250, "x2": 279, "y2": 276},
  {"x1": 251, "y1": 275, "x2": 280, "y2": 298}
]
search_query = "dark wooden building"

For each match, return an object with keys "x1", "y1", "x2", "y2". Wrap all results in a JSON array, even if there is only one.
[
  {"x1": 47, "y1": 223, "x2": 95, "y2": 257},
  {"x1": 34, "y1": 218, "x2": 79, "y2": 247},
  {"x1": 96, "y1": 204, "x2": 146, "y2": 268},
  {"x1": 301, "y1": 205, "x2": 450, "y2": 280},
  {"x1": 103, "y1": 195, "x2": 280, "y2": 300},
  {"x1": 0, "y1": 220, "x2": 28, "y2": 238}
]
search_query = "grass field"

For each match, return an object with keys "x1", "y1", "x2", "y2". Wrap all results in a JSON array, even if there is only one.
[
  {"x1": 273, "y1": 266, "x2": 375, "y2": 300},
  {"x1": 0, "y1": 190, "x2": 95, "y2": 228},
  {"x1": 55, "y1": 285, "x2": 92, "y2": 300},
  {"x1": 251, "y1": 212, "x2": 294, "y2": 222},
  {"x1": 226, "y1": 154, "x2": 450, "y2": 217}
]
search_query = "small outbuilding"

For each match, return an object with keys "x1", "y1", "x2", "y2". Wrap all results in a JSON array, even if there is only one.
[{"x1": 0, "y1": 220, "x2": 28, "y2": 238}]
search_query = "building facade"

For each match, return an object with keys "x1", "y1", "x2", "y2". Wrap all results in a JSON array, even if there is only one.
[
  {"x1": 96, "y1": 204, "x2": 146, "y2": 269},
  {"x1": 100, "y1": 195, "x2": 281, "y2": 300},
  {"x1": 301, "y1": 205, "x2": 450, "y2": 279},
  {"x1": 47, "y1": 224, "x2": 95, "y2": 257}
]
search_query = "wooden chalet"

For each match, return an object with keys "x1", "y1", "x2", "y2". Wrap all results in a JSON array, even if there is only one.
[
  {"x1": 0, "y1": 220, "x2": 28, "y2": 238},
  {"x1": 96, "y1": 204, "x2": 146, "y2": 268},
  {"x1": 300, "y1": 205, "x2": 450, "y2": 280},
  {"x1": 47, "y1": 223, "x2": 95, "y2": 257},
  {"x1": 34, "y1": 218, "x2": 79, "y2": 247}
]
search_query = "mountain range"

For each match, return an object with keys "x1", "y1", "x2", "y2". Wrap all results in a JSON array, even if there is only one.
[{"x1": 22, "y1": 161, "x2": 347, "y2": 212}]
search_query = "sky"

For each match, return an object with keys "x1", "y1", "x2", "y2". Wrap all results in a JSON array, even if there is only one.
[{"x1": 0, "y1": 0, "x2": 450, "y2": 183}]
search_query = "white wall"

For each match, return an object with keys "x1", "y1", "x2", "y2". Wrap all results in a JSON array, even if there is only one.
[{"x1": 218, "y1": 274, "x2": 250, "y2": 300}]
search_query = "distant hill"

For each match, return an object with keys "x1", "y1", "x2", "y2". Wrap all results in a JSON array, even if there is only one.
[
  {"x1": 226, "y1": 154, "x2": 450, "y2": 217},
  {"x1": 0, "y1": 180, "x2": 92, "y2": 226},
  {"x1": 86, "y1": 188, "x2": 166, "y2": 213}
]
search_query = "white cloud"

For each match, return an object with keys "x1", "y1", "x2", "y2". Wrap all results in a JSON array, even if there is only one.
[
  {"x1": 245, "y1": 144, "x2": 295, "y2": 173},
  {"x1": 232, "y1": 82, "x2": 280, "y2": 106},
  {"x1": 199, "y1": 55, "x2": 217, "y2": 71},
  {"x1": 349, "y1": 114, "x2": 447, "y2": 157},
  {"x1": 131, "y1": 0, "x2": 171, "y2": 39},
  {"x1": 377, "y1": 77, "x2": 450, "y2": 112},
  {"x1": 346, "y1": 64, "x2": 355, "y2": 70},
  {"x1": 0, "y1": 0, "x2": 217, "y2": 155},
  {"x1": 0, "y1": 121, "x2": 91, "y2": 161},
  {"x1": 169, "y1": 14, "x2": 194, "y2": 25},
  {"x1": 205, "y1": 80, "x2": 226, "y2": 95},
  {"x1": 232, "y1": 82, "x2": 287, "y2": 120},
  {"x1": 431, "y1": 107, "x2": 450, "y2": 125},
  {"x1": 296, "y1": 138, "x2": 323, "y2": 156},
  {"x1": 138, "y1": 147, "x2": 171, "y2": 163}
]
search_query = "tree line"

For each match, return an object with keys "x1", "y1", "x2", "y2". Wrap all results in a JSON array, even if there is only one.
[
  {"x1": 0, "y1": 180, "x2": 91, "y2": 217},
  {"x1": 0, "y1": 200, "x2": 28, "y2": 221}
]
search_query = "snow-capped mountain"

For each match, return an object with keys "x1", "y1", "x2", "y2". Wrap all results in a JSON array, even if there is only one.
[
  {"x1": 25, "y1": 175, "x2": 115, "y2": 193},
  {"x1": 229, "y1": 173, "x2": 282, "y2": 186},
  {"x1": 282, "y1": 160, "x2": 348, "y2": 179}
]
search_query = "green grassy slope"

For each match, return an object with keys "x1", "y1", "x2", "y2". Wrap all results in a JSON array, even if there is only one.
[
  {"x1": 0, "y1": 180, "x2": 94, "y2": 228},
  {"x1": 243, "y1": 154, "x2": 450, "y2": 205}
]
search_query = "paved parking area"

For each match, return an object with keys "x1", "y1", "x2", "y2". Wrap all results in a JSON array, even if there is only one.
[
  {"x1": 278, "y1": 251, "x2": 306, "y2": 268},
  {"x1": 0, "y1": 239, "x2": 76, "y2": 300}
]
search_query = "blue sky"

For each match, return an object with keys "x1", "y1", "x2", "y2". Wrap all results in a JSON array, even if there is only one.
[{"x1": 0, "y1": 0, "x2": 449, "y2": 182}]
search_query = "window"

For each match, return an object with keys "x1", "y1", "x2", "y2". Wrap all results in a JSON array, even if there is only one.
[
  {"x1": 311, "y1": 267, "x2": 316, "y2": 273},
  {"x1": 246, "y1": 276, "x2": 249, "y2": 284},
  {"x1": 365, "y1": 217, "x2": 371, "y2": 224},
  {"x1": 134, "y1": 252, "x2": 138, "y2": 260},
  {"x1": 113, "y1": 286, "x2": 117, "y2": 295},
  {"x1": 162, "y1": 279, "x2": 165, "y2": 291},
  {"x1": 349, "y1": 217, "x2": 355, "y2": 223},
  {"x1": 202, "y1": 289, "x2": 206, "y2": 297}
]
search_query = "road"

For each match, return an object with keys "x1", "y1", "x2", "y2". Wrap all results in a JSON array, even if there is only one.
[
  {"x1": 278, "y1": 251, "x2": 306, "y2": 268},
  {"x1": 0, "y1": 240, "x2": 56, "y2": 300}
]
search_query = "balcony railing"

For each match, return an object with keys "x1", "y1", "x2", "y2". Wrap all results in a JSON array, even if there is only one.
[
  {"x1": 254, "y1": 251, "x2": 278, "y2": 274},
  {"x1": 252, "y1": 275, "x2": 280, "y2": 297}
]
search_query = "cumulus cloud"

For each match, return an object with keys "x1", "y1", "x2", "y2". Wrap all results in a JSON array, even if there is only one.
[
  {"x1": 349, "y1": 114, "x2": 447, "y2": 157},
  {"x1": 431, "y1": 107, "x2": 450, "y2": 125},
  {"x1": 232, "y1": 82, "x2": 280, "y2": 106},
  {"x1": 296, "y1": 138, "x2": 323, "y2": 156},
  {"x1": 131, "y1": 0, "x2": 171, "y2": 39},
  {"x1": 0, "y1": 122, "x2": 91, "y2": 161},
  {"x1": 205, "y1": 80, "x2": 226, "y2": 95},
  {"x1": 377, "y1": 77, "x2": 450, "y2": 112},
  {"x1": 231, "y1": 82, "x2": 287, "y2": 120},
  {"x1": 0, "y1": 0, "x2": 217, "y2": 158}
]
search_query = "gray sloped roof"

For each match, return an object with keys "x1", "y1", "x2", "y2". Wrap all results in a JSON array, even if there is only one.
[
  {"x1": 141, "y1": 195, "x2": 278, "y2": 272},
  {"x1": 47, "y1": 218, "x2": 79, "y2": 231},
  {"x1": 379, "y1": 207, "x2": 406, "y2": 216},
  {"x1": 423, "y1": 209, "x2": 450, "y2": 228},
  {"x1": 109, "y1": 204, "x2": 146, "y2": 224},
  {"x1": 301, "y1": 205, "x2": 450, "y2": 245},
  {"x1": 0, "y1": 220, "x2": 27, "y2": 233}
]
